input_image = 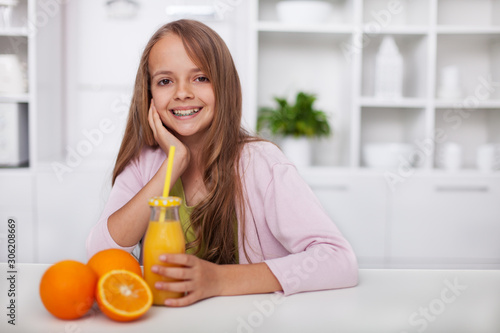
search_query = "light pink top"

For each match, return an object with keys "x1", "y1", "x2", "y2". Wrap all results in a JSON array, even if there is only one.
[{"x1": 86, "y1": 141, "x2": 358, "y2": 295}]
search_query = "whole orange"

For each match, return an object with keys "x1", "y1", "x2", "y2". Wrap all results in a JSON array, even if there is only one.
[
  {"x1": 87, "y1": 249, "x2": 142, "y2": 278},
  {"x1": 39, "y1": 260, "x2": 97, "y2": 320}
]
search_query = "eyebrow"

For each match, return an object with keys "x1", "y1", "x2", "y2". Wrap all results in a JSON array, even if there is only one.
[{"x1": 151, "y1": 68, "x2": 203, "y2": 79}]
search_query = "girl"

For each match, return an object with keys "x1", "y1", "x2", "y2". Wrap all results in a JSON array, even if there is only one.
[{"x1": 87, "y1": 19, "x2": 358, "y2": 307}]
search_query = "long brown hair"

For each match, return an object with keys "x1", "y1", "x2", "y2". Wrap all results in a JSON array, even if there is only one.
[{"x1": 112, "y1": 19, "x2": 256, "y2": 264}]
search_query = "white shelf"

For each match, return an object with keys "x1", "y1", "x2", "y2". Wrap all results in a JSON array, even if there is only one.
[
  {"x1": 0, "y1": 28, "x2": 29, "y2": 36},
  {"x1": 360, "y1": 97, "x2": 427, "y2": 108},
  {"x1": 298, "y1": 166, "x2": 500, "y2": 179},
  {"x1": 435, "y1": 99, "x2": 500, "y2": 109},
  {"x1": 0, "y1": 165, "x2": 30, "y2": 172},
  {"x1": 0, "y1": 0, "x2": 62, "y2": 172},
  {"x1": 257, "y1": 21, "x2": 353, "y2": 34},
  {"x1": 0, "y1": 93, "x2": 29, "y2": 103},
  {"x1": 437, "y1": 26, "x2": 500, "y2": 34},
  {"x1": 253, "y1": 0, "x2": 500, "y2": 171},
  {"x1": 362, "y1": 26, "x2": 429, "y2": 35}
]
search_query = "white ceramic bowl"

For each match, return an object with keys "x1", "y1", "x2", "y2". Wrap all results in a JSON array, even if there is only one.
[
  {"x1": 276, "y1": 1, "x2": 333, "y2": 24},
  {"x1": 363, "y1": 143, "x2": 414, "y2": 168}
]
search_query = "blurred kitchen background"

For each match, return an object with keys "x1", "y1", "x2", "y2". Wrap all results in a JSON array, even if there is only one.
[{"x1": 1, "y1": 0, "x2": 499, "y2": 268}]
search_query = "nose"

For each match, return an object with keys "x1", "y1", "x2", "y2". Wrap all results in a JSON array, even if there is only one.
[{"x1": 174, "y1": 81, "x2": 194, "y2": 101}]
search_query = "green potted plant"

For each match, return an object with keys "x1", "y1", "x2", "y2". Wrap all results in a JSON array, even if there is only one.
[{"x1": 257, "y1": 92, "x2": 331, "y2": 166}]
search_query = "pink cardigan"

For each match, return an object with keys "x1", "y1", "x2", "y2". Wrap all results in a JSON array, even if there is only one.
[{"x1": 86, "y1": 141, "x2": 358, "y2": 295}]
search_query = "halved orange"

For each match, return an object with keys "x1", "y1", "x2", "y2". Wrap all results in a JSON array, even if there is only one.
[{"x1": 96, "y1": 269, "x2": 153, "y2": 322}]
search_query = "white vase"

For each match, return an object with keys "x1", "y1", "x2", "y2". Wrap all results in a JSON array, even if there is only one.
[
  {"x1": 375, "y1": 36, "x2": 403, "y2": 99},
  {"x1": 280, "y1": 137, "x2": 312, "y2": 167}
]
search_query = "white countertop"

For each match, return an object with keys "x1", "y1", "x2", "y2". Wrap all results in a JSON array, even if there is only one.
[{"x1": 1, "y1": 263, "x2": 499, "y2": 333}]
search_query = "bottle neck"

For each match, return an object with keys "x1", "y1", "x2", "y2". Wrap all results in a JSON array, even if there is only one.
[{"x1": 150, "y1": 205, "x2": 180, "y2": 222}]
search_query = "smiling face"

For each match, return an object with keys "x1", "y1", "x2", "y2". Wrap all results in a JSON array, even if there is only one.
[{"x1": 148, "y1": 33, "x2": 215, "y2": 143}]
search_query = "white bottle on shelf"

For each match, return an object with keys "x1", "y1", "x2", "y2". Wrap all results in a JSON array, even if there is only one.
[
  {"x1": 476, "y1": 143, "x2": 498, "y2": 172},
  {"x1": 437, "y1": 65, "x2": 463, "y2": 100},
  {"x1": 437, "y1": 142, "x2": 462, "y2": 171},
  {"x1": 374, "y1": 36, "x2": 403, "y2": 100}
]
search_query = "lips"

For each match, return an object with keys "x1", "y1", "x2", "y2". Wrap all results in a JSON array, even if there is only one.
[{"x1": 170, "y1": 107, "x2": 202, "y2": 117}]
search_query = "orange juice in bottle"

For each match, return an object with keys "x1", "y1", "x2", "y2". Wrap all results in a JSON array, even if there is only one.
[{"x1": 143, "y1": 196, "x2": 186, "y2": 305}]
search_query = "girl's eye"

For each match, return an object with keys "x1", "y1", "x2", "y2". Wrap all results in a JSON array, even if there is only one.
[
  {"x1": 158, "y1": 79, "x2": 172, "y2": 86},
  {"x1": 195, "y1": 76, "x2": 209, "y2": 83}
]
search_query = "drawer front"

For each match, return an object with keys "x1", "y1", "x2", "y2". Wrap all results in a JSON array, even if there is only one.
[
  {"x1": 390, "y1": 176, "x2": 500, "y2": 263},
  {"x1": 0, "y1": 173, "x2": 33, "y2": 208}
]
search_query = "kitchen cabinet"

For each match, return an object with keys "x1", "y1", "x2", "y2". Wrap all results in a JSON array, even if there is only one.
[
  {"x1": 301, "y1": 169, "x2": 389, "y2": 267},
  {"x1": 0, "y1": 0, "x2": 62, "y2": 263},
  {"x1": 0, "y1": 172, "x2": 35, "y2": 262},
  {"x1": 301, "y1": 169, "x2": 500, "y2": 269},
  {"x1": 389, "y1": 174, "x2": 500, "y2": 268},
  {"x1": 0, "y1": 0, "x2": 63, "y2": 169},
  {"x1": 0, "y1": 0, "x2": 30, "y2": 167},
  {"x1": 35, "y1": 168, "x2": 111, "y2": 263},
  {"x1": 0, "y1": 0, "x2": 63, "y2": 262},
  {"x1": 250, "y1": 0, "x2": 500, "y2": 170}
]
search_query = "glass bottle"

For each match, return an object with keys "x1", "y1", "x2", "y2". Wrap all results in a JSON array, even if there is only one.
[{"x1": 143, "y1": 196, "x2": 186, "y2": 305}]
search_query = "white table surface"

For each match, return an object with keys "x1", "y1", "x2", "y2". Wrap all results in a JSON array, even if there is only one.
[{"x1": 1, "y1": 263, "x2": 499, "y2": 333}]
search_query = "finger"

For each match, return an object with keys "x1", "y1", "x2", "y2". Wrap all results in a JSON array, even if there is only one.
[
  {"x1": 151, "y1": 103, "x2": 162, "y2": 129},
  {"x1": 164, "y1": 293, "x2": 200, "y2": 307},
  {"x1": 159, "y1": 253, "x2": 195, "y2": 267},
  {"x1": 152, "y1": 106, "x2": 170, "y2": 140},
  {"x1": 155, "y1": 280, "x2": 194, "y2": 293},
  {"x1": 152, "y1": 265, "x2": 191, "y2": 280},
  {"x1": 151, "y1": 102, "x2": 162, "y2": 126}
]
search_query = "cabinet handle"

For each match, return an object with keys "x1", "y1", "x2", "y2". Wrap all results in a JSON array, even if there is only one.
[{"x1": 435, "y1": 186, "x2": 489, "y2": 193}]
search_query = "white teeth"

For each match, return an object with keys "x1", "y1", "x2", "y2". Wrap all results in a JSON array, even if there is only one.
[{"x1": 171, "y1": 108, "x2": 201, "y2": 117}]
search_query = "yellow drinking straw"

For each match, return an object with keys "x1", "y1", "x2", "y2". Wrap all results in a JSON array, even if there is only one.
[{"x1": 159, "y1": 145, "x2": 175, "y2": 222}]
